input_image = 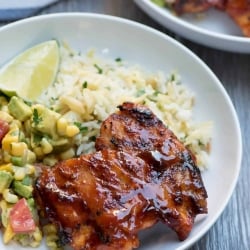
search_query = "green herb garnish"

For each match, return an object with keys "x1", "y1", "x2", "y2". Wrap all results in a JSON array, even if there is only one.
[
  {"x1": 94, "y1": 64, "x2": 103, "y2": 74},
  {"x1": 33, "y1": 109, "x2": 42, "y2": 125},
  {"x1": 136, "y1": 89, "x2": 146, "y2": 97},
  {"x1": 74, "y1": 122, "x2": 88, "y2": 133},
  {"x1": 90, "y1": 136, "x2": 96, "y2": 142},
  {"x1": 82, "y1": 81, "x2": 88, "y2": 89},
  {"x1": 24, "y1": 100, "x2": 32, "y2": 107},
  {"x1": 115, "y1": 57, "x2": 122, "y2": 62}
]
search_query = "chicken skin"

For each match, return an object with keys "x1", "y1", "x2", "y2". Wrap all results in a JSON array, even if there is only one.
[{"x1": 35, "y1": 102, "x2": 208, "y2": 250}]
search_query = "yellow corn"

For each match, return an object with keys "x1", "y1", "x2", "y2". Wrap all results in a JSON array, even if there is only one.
[
  {"x1": 10, "y1": 119, "x2": 22, "y2": 129},
  {"x1": 0, "y1": 200, "x2": 8, "y2": 227},
  {"x1": 43, "y1": 155, "x2": 58, "y2": 167},
  {"x1": 60, "y1": 148, "x2": 75, "y2": 160},
  {"x1": 66, "y1": 125, "x2": 80, "y2": 137},
  {"x1": 0, "y1": 96, "x2": 8, "y2": 106},
  {"x1": 46, "y1": 234, "x2": 60, "y2": 248},
  {"x1": 0, "y1": 111, "x2": 13, "y2": 123},
  {"x1": 25, "y1": 164, "x2": 35, "y2": 175},
  {"x1": 1, "y1": 105, "x2": 9, "y2": 113},
  {"x1": 26, "y1": 150, "x2": 36, "y2": 164},
  {"x1": 3, "y1": 151, "x2": 11, "y2": 163},
  {"x1": 0, "y1": 163, "x2": 13, "y2": 172},
  {"x1": 41, "y1": 138, "x2": 53, "y2": 154},
  {"x1": 24, "y1": 120, "x2": 31, "y2": 135},
  {"x1": 33, "y1": 227, "x2": 43, "y2": 242},
  {"x1": 9, "y1": 123, "x2": 19, "y2": 131},
  {"x1": 3, "y1": 222, "x2": 15, "y2": 244},
  {"x1": 57, "y1": 117, "x2": 68, "y2": 136},
  {"x1": 13, "y1": 166, "x2": 26, "y2": 180},
  {"x1": 10, "y1": 142, "x2": 28, "y2": 157},
  {"x1": 30, "y1": 241, "x2": 41, "y2": 248},
  {"x1": 33, "y1": 147, "x2": 44, "y2": 158},
  {"x1": 43, "y1": 224, "x2": 58, "y2": 234},
  {"x1": 3, "y1": 189, "x2": 18, "y2": 203},
  {"x1": 2, "y1": 134, "x2": 19, "y2": 152}
]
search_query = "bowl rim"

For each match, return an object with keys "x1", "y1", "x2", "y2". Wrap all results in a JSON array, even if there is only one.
[{"x1": 134, "y1": 0, "x2": 250, "y2": 53}]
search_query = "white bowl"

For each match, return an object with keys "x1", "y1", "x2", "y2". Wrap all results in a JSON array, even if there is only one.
[{"x1": 0, "y1": 13, "x2": 242, "y2": 250}]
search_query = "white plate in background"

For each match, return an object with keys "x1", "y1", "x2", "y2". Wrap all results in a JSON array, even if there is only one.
[
  {"x1": 0, "y1": 0, "x2": 58, "y2": 20},
  {"x1": 135, "y1": 0, "x2": 250, "y2": 53},
  {"x1": 0, "y1": 13, "x2": 242, "y2": 250}
]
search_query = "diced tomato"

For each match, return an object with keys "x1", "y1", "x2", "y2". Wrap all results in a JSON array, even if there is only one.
[
  {"x1": 0, "y1": 119, "x2": 9, "y2": 143},
  {"x1": 9, "y1": 198, "x2": 36, "y2": 233}
]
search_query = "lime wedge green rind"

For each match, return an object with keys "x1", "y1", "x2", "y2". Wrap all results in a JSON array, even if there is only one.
[{"x1": 0, "y1": 40, "x2": 60, "y2": 101}]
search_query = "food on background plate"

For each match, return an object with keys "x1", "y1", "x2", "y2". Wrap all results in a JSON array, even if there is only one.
[
  {"x1": 0, "y1": 40, "x2": 212, "y2": 249},
  {"x1": 35, "y1": 102, "x2": 208, "y2": 250},
  {"x1": 152, "y1": 0, "x2": 250, "y2": 37}
]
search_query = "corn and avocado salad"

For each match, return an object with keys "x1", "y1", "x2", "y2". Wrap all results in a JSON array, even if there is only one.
[{"x1": 0, "y1": 94, "x2": 81, "y2": 248}]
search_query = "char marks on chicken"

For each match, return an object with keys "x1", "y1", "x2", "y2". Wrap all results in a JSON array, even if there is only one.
[{"x1": 34, "y1": 102, "x2": 208, "y2": 250}]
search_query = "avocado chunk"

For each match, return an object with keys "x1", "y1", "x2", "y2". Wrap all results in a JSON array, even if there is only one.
[
  {"x1": 49, "y1": 138, "x2": 71, "y2": 152},
  {"x1": 11, "y1": 156, "x2": 25, "y2": 166},
  {"x1": 0, "y1": 171, "x2": 13, "y2": 193},
  {"x1": 13, "y1": 180, "x2": 33, "y2": 198},
  {"x1": 31, "y1": 104, "x2": 60, "y2": 139},
  {"x1": 8, "y1": 96, "x2": 32, "y2": 121}
]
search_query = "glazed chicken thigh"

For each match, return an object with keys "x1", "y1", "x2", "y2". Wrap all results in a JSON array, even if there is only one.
[
  {"x1": 96, "y1": 102, "x2": 208, "y2": 240},
  {"x1": 34, "y1": 102, "x2": 208, "y2": 250}
]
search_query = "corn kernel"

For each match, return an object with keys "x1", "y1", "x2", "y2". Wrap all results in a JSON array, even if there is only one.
[
  {"x1": 43, "y1": 156, "x2": 58, "y2": 167},
  {"x1": 10, "y1": 142, "x2": 28, "y2": 157},
  {"x1": 26, "y1": 150, "x2": 36, "y2": 163},
  {"x1": 25, "y1": 164, "x2": 35, "y2": 175},
  {"x1": 33, "y1": 147, "x2": 44, "y2": 158},
  {"x1": 66, "y1": 125, "x2": 80, "y2": 137},
  {"x1": 43, "y1": 224, "x2": 58, "y2": 234},
  {"x1": 1, "y1": 105, "x2": 9, "y2": 113},
  {"x1": 3, "y1": 223, "x2": 15, "y2": 244},
  {"x1": 0, "y1": 163, "x2": 13, "y2": 172},
  {"x1": 2, "y1": 134, "x2": 19, "y2": 152},
  {"x1": 30, "y1": 240, "x2": 41, "y2": 248},
  {"x1": 60, "y1": 148, "x2": 75, "y2": 160},
  {"x1": 57, "y1": 117, "x2": 68, "y2": 136},
  {"x1": 3, "y1": 189, "x2": 18, "y2": 203},
  {"x1": 0, "y1": 111, "x2": 13, "y2": 123},
  {"x1": 10, "y1": 119, "x2": 22, "y2": 129},
  {"x1": 13, "y1": 166, "x2": 26, "y2": 180},
  {"x1": 41, "y1": 138, "x2": 53, "y2": 154},
  {"x1": 0, "y1": 200, "x2": 8, "y2": 227},
  {"x1": 2, "y1": 151, "x2": 11, "y2": 163},
  {"x1": 46, "y1": 234, "x2": 60, "y2": 247},
  {"x1": 33, "y1": 227, "x2": 43, "y2": 242},
  {"x1": 0, "y1": 96, "x2": 8, "y2": 106},
  {"x1": 24, "y1": 120, "x2": 31, "y2": 135}
]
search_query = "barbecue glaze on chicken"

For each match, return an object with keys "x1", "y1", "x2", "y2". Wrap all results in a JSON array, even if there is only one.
[{"x1": 34, "y1": 102, "x2": 208, "y2": 250}]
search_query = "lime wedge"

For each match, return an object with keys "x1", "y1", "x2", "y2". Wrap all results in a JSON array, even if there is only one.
[{"x1": 0, "y1": 40, "x2": 60, "y2": 101}]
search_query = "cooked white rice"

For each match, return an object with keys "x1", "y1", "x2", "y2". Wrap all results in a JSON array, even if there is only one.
[{"x1": 38, "y1": 42, "x2": 212, "y2": 170}]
